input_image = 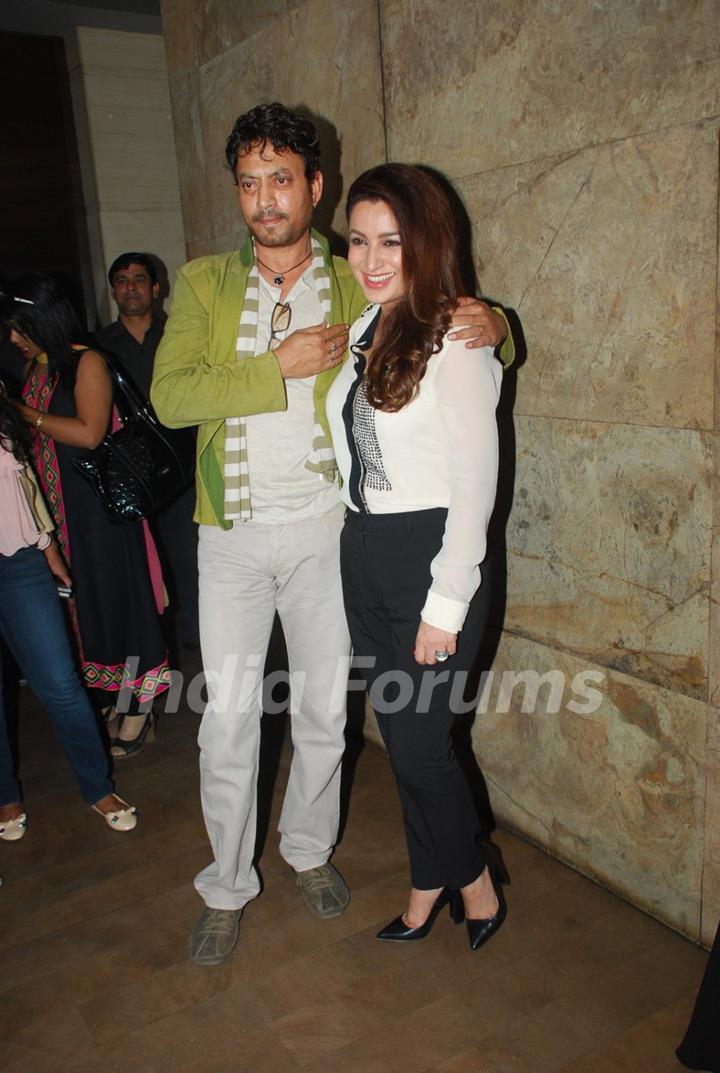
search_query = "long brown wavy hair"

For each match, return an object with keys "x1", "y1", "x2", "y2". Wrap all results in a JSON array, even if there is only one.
[{"x1": 346, "y1": 164, "x2": 465, "y2": 412}]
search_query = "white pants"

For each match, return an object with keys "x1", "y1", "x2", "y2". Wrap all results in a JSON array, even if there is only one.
[{"x1": 194, "y1": 513, "x2": 350, "y2": 910}]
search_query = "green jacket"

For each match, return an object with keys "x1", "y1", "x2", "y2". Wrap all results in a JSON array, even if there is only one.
[
  {"x1": 151, "y1": 230, "x2": 368, "y2": 528},
  {"x1": 151, "y1": 228, "x2": 515, "y2": 529}
]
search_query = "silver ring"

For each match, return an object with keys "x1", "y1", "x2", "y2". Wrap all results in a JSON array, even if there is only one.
[
  {"x1": 434, "y1": 650, "x2": 449, "y2": 662},
  {"x1": 330, "y1": 342, "x2": 336, "y2": 356}
]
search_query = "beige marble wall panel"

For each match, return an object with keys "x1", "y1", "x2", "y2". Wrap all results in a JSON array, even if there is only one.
[
  {"x1": 160, "y1": 0, "x2": 201, "y2": 77},
  {"x1": 193, "y1": 0, "x2": 384, "y2": 252},
  {"x1": 709, "y1": 217, "x2": 720, "y2": 713},
  {"x1": 381, "y1": 0, "x2": 720, "y2": 175},
  {"x1": 458, "y1": 123, "x2": 718, "y2": 429},
  {"x1": 711, "y1": 529, "x2": 720, "y2": 709},
  {"x1": 708, "y1": 709, "x2": 720, "y2": 765},
  {"x1": 186, "y1": 232, "x2": 246, "y2": 261},
  {"x1": 702, "y1": 729, "x2": 720, "y2": 945},
  {"x1": 505, "y1": 415, "x2": 712, "y2": 699},
  {"x1": 196, "y1": 0, "x2": 307, "y2": 66},
  {"x1": 473, "y1": 631, "x2": 706, "y2": 937},
  {"x1": 167, "y1": 73, "x2": 208, "y2": 252},
  {"x1": 704, "y1": 706, "x2": 720, "y2": 944}
]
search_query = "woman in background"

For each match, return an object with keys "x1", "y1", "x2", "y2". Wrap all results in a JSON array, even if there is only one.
[
  {"x1": 5, "y1": 275, "x2": 170, "y2": 757},
  {"x1": 327, "y1": 164, "x2": 505, "y2": 949},
  {"x1": 0, "y1": 383, "x2": 136, "y2": 836}
]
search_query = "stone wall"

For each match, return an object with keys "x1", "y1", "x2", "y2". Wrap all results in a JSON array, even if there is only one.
[
  {"x1": 160, "y1": 0, "x2": 385, "y2": 258},
  {"x1": 160, "y1": 0, "x2": 720, "y2": 943},
  {"x1": 66, "y1": 27, "x2": 186, "y2": 325}
]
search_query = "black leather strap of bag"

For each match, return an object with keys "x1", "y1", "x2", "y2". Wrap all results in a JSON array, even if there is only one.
[
  {"x1": 99, "y1": 350, "x2": 153, "y2": 423},
  {"x1": 98, "y1": 351, "x2": 190, "y2": 473}
]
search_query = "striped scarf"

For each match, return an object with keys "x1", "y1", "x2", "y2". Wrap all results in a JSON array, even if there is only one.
[{"x1": 224, "y1": 236, "x2": 334, "y2": 521}]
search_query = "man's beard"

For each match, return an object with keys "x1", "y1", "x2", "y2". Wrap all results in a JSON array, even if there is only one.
[{"x1": 248, "y1": 211, "x2": 312, "y2": 250}]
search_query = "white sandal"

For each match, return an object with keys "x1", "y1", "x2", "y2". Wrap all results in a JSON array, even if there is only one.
[
  {"x1": 92, "y1": 798, "x2": 137, "y2": 832},
  {"x1": 0, "y1": 812, "x2": 27, "y2": 841}
]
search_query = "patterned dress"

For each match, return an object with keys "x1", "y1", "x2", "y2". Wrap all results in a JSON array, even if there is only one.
[{"x1": 23, "y1": 351, "x2": 171, "y2": 708}]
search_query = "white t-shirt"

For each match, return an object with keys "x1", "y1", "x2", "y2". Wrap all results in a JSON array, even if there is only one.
[
  {"x1": 243, "y1": 271, "x2": 341, "y2": 523},
  {"x1": 326, "y1": 304, "x2": 502, "y2": 632}
]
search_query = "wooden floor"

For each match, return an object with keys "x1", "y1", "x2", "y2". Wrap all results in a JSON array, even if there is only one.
[{"x1": 1, "y1": 657, "x2": 708, "y2": 1073}]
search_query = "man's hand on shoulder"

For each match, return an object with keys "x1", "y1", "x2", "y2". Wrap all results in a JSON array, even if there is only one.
[
  {"x1": 449, "y1": 297, "x2": 507, "y2": 349},
  {"x1": 274, "y1": 322, "x2": 349, "y2": 379}
]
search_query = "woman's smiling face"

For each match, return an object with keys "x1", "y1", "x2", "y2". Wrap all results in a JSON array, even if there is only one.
[{"x1": 347, "y1": 199, "x2": 405, "y2": 309}]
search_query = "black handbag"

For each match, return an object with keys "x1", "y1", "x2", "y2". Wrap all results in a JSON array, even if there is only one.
[{"x1": 71, "y1": 353, "x2": 195, "y2": 522}]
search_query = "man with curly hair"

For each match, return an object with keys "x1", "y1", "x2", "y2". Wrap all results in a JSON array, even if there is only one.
[{"x1": 152, "y1": 102, "x2": 512, "y2": 965}]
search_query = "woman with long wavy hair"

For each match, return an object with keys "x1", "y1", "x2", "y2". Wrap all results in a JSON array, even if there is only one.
[
  {"x1": 5, "y1": 275, "x2": 170, "y2": 758},
  {"x1": 327, "y1": 164, "x2": 505, "y2": 949},
  {"x1": 0, "y1": 382, "x2": 136, "y2": 836}
]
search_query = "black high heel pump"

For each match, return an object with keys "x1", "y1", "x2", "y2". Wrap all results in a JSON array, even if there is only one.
[
  {"x1": 464, "y1": 859, "x2": 506, "y2": 951},
  {"x1": 376, "y1": 887, "x2": 465, "y2": 941}
]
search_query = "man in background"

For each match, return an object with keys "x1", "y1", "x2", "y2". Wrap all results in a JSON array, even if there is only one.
[{"x1": 96, "y1": 253, "x2": 199, "y2": 651}]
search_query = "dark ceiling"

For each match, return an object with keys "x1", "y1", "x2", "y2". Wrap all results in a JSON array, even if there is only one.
[
  {"x1": 0, "y1": 0, "x2": 163, "y2": 36},
  {"x1": 45, "y1": 0, "x2": 161, "y2": 11}
]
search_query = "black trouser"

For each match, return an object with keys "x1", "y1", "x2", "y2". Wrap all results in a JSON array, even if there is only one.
[
  {"x1": 155, "y1": 484, "x2": 199, "y2": 649},
  {"x1": 340, "y1": 507, "x2": 489, "y2": 890}
]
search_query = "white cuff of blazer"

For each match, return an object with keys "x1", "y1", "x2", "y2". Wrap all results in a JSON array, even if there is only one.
[{"x1": 420, "y1": 590, "x2": 469, "y2": 635}]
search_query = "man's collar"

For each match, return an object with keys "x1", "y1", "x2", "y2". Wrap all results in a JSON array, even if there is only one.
[
  {"x1": 116, "y1": 310, "x2": 165, "y2": 338},
  {"x1": 238, "y1": 228, "x2": 331, "y2": 269},
  {"x1": 117, "y1": 311, "x2": 164, "y2": 330}
]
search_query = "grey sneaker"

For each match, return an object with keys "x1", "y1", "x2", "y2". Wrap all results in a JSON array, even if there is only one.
[
  {"x1": 296, "y1": 862, "x2": 350, "y2": 919},
  {"x1": 188, "y1": 907, "x2": 242, "y2": 966}
]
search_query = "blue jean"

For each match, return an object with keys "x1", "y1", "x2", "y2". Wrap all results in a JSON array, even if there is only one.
[{"x1": 0, "y1": 546, "x2": 112, "y2": 807}]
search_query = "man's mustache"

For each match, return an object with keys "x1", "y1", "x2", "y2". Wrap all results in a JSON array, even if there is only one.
[{"x1": 252, "y1": 210, "x2": 289, "y2": 223}]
